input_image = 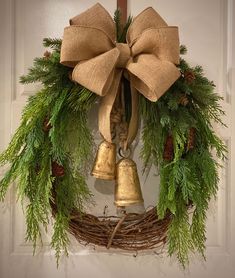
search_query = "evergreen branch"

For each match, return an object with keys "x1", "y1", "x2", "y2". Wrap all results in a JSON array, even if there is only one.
[
  {"x1": 180, "y1": 45, "x2": 187, "y2": 55},
  {"x1": 140, "y1": 50, "x2": 227, "y2": 267},
  {"x1": 25, "y1": 203, "x2": 43, "y2": 251},
  {"x1": 114, "y1": 8, "x2": 133, "y2": 43},
  {"x1": 168, "y1": 196, "x2": 194, "y2": 268},
  {"x1": 51, "y1": 212, "x2": 69, "y2": 267},
  {"x1": 0, "y1": 38, "x2": 95, "y2": 265},
  {"x1": 114, "y1": 9, "x2": 122, "y2": 42},
  {"x1": 119, "y1": 15, "x2": 133, "y2": 43},
  {"x1": 43, "y1": 38, "x2": 62, "y2": 51}
]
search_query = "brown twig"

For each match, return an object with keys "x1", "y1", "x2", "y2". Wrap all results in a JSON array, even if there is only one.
[{"x1": 107, "y1": 213, "x2": 127, "y2": 249}]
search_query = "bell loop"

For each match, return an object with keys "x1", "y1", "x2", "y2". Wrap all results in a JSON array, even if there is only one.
[{"x1": 118, "y1": 147, "x2": 131, "y2": 158}]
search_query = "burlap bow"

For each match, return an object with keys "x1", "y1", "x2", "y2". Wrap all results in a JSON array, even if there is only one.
[{"x1": 60, "y1": 3, "x2": 180, "y2": 148}]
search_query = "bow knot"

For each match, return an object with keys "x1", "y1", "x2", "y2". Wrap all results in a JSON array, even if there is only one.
[
  {"x1": 60, "y1": 3, "x2": 181, "y2": 145},
  {"x1": 116, "y1": 43, "x2": 131, "y2": 68}
]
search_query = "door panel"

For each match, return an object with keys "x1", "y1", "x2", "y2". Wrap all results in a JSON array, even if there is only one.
[{"x1": 0, "y1": 0, "x2": 234, "y2": 277}]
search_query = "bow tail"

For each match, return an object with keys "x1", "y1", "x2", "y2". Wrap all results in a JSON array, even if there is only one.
[
  {"x1": 99, "y1": 73, "x2": 140, "y2": 150},
  {"x1": 98, "y1": 70, "x2": 123, "y2": 143},
  {"x1": 123, "y1": 84, "x2": 139, "y2": 151}
]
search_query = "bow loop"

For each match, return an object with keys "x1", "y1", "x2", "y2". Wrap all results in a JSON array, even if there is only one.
[
  {"x1": 126, "y1": 7, "x2": 167, "y2": 45},
  {"x1": 70, "y1": 3, "x2": 116, "y2": 43},
  {"x1": 131, "y1": 27, "x2": 180, "y2": 64},
  {"x1": 61, "y1": 26, "x2": 114, "y2": 68},
  {"x1": 127, "y1": 54, "x2": 180, "y2": 102},
  {"x1": 72, "y1": 48, "x2": 120, "y2": 97}
]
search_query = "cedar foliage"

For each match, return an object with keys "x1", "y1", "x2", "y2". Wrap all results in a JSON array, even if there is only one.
[
  {"x1": 0, "y1": 38, "x2": 96, "y2": 265},
  {"x1": 140, "y1": 46, "x2": 227, "y2": 267},
  {"x1": 0, "y1": 11, "x2": 227, "y2": 268}
]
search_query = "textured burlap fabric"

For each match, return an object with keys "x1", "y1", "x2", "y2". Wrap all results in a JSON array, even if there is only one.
[{"x1": 60, "y1": 3, "x2": 180, "y2": 146}]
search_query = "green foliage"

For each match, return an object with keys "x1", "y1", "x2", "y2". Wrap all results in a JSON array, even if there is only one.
[
  {"x1": 180, "y1": 45, "x2": 187, "y2": 55},
  {"x1": 168, "y1": 194, "x2": 194, "y2": 267},
  {"x1": 140, "y1": 52, "x2": 227, "y2": 267},
  {"x1": 51, "y1": 212, "x2": 70, "y2": 266},
  {"x1": 43, "y1": 38, "x2": 62, "y2": 51},
  {"x1": 0, "y1": 38, "x2": 95, "y2": 263},
  {"x1": 51, "y1": 170, "x2": 91, "y2": 265},
  {"x1": 114, "y1": 9, "x2": 132, "y2": 43}
]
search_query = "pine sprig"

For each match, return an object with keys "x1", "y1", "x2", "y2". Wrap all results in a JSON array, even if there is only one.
[
  {"x1": 114, "y1": 9, "x2": 122, "y2": 42},
  {"x1": 114, "y1": 9, "x2": 133, "y2": 43},
  {"x1": 43, "y1": 38, "x2": 62, "y2": 51}
]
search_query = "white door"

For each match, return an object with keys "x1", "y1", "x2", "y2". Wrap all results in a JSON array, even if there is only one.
[{"x1": 0, "y1": 0, "x2": 234, "y2": 277}]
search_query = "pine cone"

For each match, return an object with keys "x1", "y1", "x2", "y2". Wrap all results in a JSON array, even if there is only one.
[
  {"x1": 184, "y1": 70, "x2": 195, "y2": 84},
  {"x1": 43, "y1": 117, "x2": 52, "y2": 132},
  {"x1": 52, "y1": 162, "x2": 65, "y2": 177},
  {"x1": 43, "y1": 50, "x2": 51, "y2": 59},
  {"x1": 179, "y1": 94, "x2": 189, "y2": 106},
  {"x1": 187, "y1": 127, "x2": 196, "y2": 151},
  {"x1": 163, "y1": 135, "x2": 174, "y2": 161}
]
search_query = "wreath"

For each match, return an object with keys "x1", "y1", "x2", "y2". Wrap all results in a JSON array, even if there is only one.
[{"x1": 0, "y1": 4, "x2": 227, "y2": 268}]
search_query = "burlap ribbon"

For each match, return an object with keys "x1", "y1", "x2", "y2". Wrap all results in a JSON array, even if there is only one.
[{"x1": 60, "y1": 3, "x2": 180, "y2": 148}]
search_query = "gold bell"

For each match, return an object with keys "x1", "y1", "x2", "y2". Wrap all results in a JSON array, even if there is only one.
[
  {"x1": 114, "y1": 158, "x2": 144, "y2": 206},
  {"x1": 91, "y1": 140, "x2": 116, "y2": 180}
]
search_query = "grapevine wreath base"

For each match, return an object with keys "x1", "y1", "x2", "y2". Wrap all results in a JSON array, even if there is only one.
[
  {"x1": 0, "y1": 4, "x2": 227, "y2": 268},
  {"x1": 51, "y1": 199, "x2": 171, "y2": 252}
]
